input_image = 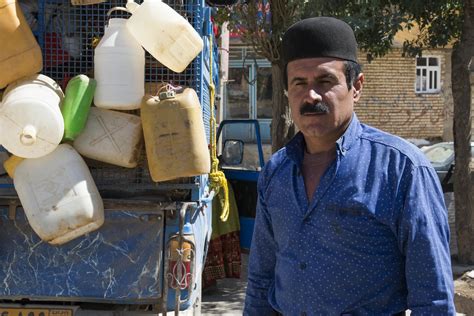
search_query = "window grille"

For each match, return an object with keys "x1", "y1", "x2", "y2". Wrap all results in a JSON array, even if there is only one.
[{"x1": 415, "y1": 56, "x2": 441, "y2": 93}]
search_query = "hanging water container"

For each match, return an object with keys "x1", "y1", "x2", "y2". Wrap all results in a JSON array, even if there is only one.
[
  {"x1": 141, "y1": 88, "x2": 210, "y2": 182},
  {"x1": 125, "y1": 0, "x2": 203, "y2": 73},
  {"x1": 0, "y1": 74, "x2": 65, "y2": 159},
  {"x1": 3, "y1": 155, "x2": 24, "y2": 178},
  {"x1": 13, "y1": 144, "x2": 104, "y2": 245},
  {"x1": 73, "y1": 107, "x2": 143, "y2": 168},
  {"x1": 0, "y1": 0, "x2": 43, "y2": 88},
  {"x1": 94, "y1": 8, "x2": 145, "y2": 110},
  {"x1": 61, "y1": 74, "x2": 96, "y2": 142}
]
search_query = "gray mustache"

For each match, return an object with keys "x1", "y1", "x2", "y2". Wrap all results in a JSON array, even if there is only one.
[{"x1": 300, "y1": 102, "x2": 329, "y2": 115}]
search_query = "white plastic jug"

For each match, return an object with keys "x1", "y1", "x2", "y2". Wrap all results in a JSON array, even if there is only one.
[
  {"x1": 125, "y1": 0, "x2": 203, "y2": 73},
  {"x1": 14, "y1": 144, "x2": 104, "y2": 245},
  {"x1": 94, "y1": 11, "x2": 144, "y2": 110},
  {"x1": 0, "y1": 74, "x2": 65, "y2": 158},
  {"x1": 73, "y1": 107, "x2": 143, "y2": 168}
]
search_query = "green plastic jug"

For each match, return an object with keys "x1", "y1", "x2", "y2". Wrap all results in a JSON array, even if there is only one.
[{"x1": 61, "y1": 75, "x2": 97, "y2": 141}]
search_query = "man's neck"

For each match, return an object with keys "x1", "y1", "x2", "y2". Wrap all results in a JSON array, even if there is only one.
[{"x1": 304, "y1": 138, "x2": 337, "y2": 154}]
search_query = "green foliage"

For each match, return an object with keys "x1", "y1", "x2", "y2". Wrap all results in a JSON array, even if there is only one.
[
  {"x1": 399, "y1": 0, "x2": 463, "y2": 57},
  {"x1": 211, "y1": 0, "x2": 463, "y2": 62}
]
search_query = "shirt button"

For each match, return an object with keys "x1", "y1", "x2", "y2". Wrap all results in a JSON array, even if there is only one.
[
  {"x1": 301, "y1": 312, "x2": 307, "y2": 316},
  {"x1": 299, "y1": 262, "x2": 306, "y2": 270},
  {"x1": 303, "y1": 217, "x2": 310, "y2": 224}
]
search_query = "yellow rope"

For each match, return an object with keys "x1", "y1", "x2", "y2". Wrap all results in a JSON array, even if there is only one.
[{"x1": 208, "y1": 33, "x2": 230, "y2": 222}]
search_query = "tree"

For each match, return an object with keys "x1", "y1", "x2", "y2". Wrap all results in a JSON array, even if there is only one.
[
  {"x1": 214, "y1": 0, "x2": 473, "y2": 262},
  {"x1": 215, "y1": 0, "x2": 300, "y2": 152},
  {"x1": 359, "y1": 0, "x2": 474, "y2": 264},
  {"x1": 448, "y1": 0, "x2": 473, "y2": 264}
]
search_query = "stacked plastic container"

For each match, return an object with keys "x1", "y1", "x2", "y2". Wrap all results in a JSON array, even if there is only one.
[
  {"x1": 0, "y1": 1, "x2": 104, "y2": 245},
  {"x1": 90, "y1": 0, "x2": 209, "y2": 181},
  {"x1": 1, "y1": 0, "x2": 212, "y2": 245}
]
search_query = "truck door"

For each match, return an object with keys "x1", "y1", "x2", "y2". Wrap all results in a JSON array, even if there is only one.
[{"x1": 216, "y1": 119, "x2": 265, "y2": 251}]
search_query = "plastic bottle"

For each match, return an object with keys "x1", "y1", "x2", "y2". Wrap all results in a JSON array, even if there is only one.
[
  {"x1": 0, "y1": 74, "x2": 65, "y2": 158},
  {"x1": 73, "y1": 107, "x2": 143, "y2": 168},
  {"x1": 0, "y1": 0, "x2": 43, "y2": 88},
  {"x1": 13, "y1": 144, "x2": 104, "y2": 245},
  {"x1": 94, "y1": 14, "x2": 145, "y2": 110},
  {"x1": 141, "y1": 88, "x2": 210, "y2": 182},
  {"x1": 61, "y1": 74, "x2": 96, "y2": 141},
  {"x1": 3, "y1": 155, "x2": 24, "y2": 178},
  {"x1": 125, "y1": 0, "x2": 203, "y2": 73}
]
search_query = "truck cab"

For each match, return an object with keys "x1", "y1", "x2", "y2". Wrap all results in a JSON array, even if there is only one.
[{"x1": 216, "y1": 119, "x2": 267, "y2": 251}]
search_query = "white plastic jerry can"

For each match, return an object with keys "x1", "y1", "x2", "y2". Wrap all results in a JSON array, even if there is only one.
[
  {"x1": 13, "y1": 144, "x2": 104, "y2": 245},
  {"x1": 73, "y1": 107, "x2": 143, "y2": 168},
  {"x1": 0, "y1": 74, "x2": 65, "y2": 158},
  {"x1": 94, "y1": 12, "x2": 145, "y2": 110},
  {"x1": 125, "y1": 0, "x2": 203, "y2": 73}
]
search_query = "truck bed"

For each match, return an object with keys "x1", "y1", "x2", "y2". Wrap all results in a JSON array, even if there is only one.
[{"x1": 0, "y1": 199, "x2": 170, "y2": 303}]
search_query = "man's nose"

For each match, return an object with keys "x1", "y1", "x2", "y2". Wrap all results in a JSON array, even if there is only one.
[{"x1": 304, "y1": 88, "x2": 322, "y2": 103}]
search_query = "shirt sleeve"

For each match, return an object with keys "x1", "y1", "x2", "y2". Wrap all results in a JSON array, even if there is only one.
[
  {"x1": 397, "y1": 165, "x2": 456, "y2": 315},
  {"x1": 243, "y1": 173, "x2": 278, "y2": 315}
]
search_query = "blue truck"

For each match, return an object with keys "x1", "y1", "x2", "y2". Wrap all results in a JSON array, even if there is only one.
[
  {"x1": 0, "y1": 0, "x2": 219, "y2": 314},
  {"x1": 216, "y1": 119, "x2": 266, "y2": 250}
]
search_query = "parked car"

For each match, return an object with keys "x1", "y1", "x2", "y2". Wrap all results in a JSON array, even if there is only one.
[{"x1": 421, "y1": 141, "x2": 474, "y2": 192}]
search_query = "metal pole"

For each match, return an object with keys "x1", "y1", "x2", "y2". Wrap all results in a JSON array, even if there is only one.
[
  {"x1": 174, "y1": 202, "x2": 194, "y2": 315},
  {"x1": 217, "y1": 22, "x2": 230, "y2": 153}
]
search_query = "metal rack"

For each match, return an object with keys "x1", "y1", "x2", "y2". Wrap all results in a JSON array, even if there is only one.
[{"x1": 29, "y1": 0, "x2": 214, "y2": 199}]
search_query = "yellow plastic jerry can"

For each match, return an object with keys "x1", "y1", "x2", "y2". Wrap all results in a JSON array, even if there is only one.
[
  {"x1": 0, "y1": 0, "x2": 43, "y2": 88},
  {"x1": 141, "y1": 88, "x2": 210, "y2": 182}
]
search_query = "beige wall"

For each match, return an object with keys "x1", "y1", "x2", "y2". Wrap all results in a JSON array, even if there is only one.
[
  {"x1": 355, "y1": 48, "x2": 454, "y2": 140},
  {"x1": 227, "y1": 42, "x2": 458, "y2": 141}
]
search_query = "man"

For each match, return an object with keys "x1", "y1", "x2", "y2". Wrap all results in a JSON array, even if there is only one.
[{"x1": 243, "y1": 17, "x2": 455, "y2": 315}]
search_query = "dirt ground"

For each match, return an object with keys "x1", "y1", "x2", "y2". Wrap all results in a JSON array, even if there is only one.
[{"x1": 453, "y1": 267, "x2": 474, "y2": 315}]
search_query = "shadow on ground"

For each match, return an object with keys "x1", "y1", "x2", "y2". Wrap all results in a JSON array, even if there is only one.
[
  {"x1": 201, "y1": 250, "x2": 474, "y2": 315},
  {"x1": 201, "y1": 253, "x2": 248, "y2": 315}
]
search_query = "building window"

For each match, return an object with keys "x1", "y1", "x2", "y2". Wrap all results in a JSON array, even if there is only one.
[
  {"x1": 226, "y1": 66, "x2": 251, "y2": 118},
  {"x1": 415, "y1": 56, "x2": 441, "y2": 93}
]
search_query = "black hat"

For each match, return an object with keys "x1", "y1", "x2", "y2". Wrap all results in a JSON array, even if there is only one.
[{"x1": 282, "y1": 17, "x2": 358, "y2": 69}]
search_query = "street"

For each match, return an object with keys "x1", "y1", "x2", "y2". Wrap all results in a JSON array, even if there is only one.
[
  {"x1": 202, "y1": 253, "x2": 249, "y2": 315},
  {"x1": 201, "y1": 246, "x2": 474, "y2": 315}
]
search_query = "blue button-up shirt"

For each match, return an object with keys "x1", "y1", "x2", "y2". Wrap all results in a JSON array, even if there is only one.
[{"x1": 244, "y1": 115, "x2": 455, "y2": 315}]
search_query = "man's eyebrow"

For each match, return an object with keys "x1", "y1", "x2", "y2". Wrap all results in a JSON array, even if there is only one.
[
  {"x1": 289, "y1": 73, "x2": 338, "y2": 85},
  {"x1": 316, "y1": 73, "x2": 338, "y2": 81},
  {"x1": 289, "y1": 76, "x2": 307, "y2": 85}
]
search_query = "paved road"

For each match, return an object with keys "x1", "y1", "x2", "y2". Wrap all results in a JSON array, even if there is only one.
[
  {"x1": 200, "y1": 252, "x2": 471, "y2": 315},
  {"x1": 201, "y1": 253, "x2": 248, "y2": 315}
]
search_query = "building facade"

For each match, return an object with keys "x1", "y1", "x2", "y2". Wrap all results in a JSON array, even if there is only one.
[
  {"x1": 222, "y1": 40, "x2": 457, "y2": 143},
  {"x1": 356, "y1": 48, "x2": 454, "y2": 141}
]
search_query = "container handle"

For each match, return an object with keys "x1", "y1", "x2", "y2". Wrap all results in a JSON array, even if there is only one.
[
  {"x1": 125, "y1": 0, "x2": 139, "y2": 14},
  {"x1": 20, "y1": 125, "x2": 37, "y2": 146},
  {"x1": 106, "y1": 6, "x2": 130, "y2": 17}
]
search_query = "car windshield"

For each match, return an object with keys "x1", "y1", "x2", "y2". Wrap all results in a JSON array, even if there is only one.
[{"x1": 424, "y1": 144, "x2": 454, "y2": 165}]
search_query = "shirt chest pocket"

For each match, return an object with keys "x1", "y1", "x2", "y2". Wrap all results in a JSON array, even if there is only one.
[{"x1": 321, "y1": 193, "x2": 384, "y2": 238}]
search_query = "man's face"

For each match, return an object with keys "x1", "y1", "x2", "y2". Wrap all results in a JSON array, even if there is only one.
[{"x1": 286, "y1": 58, "x2": 363, "y2": 146}]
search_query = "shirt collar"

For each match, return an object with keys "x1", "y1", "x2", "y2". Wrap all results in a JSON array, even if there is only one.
[{"x1": 285, "y1": 113, "x2": 362, "y2": 166}]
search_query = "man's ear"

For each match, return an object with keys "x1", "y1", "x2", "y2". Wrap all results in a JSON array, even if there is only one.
[{"x1": 353, "y1": 73, "x2": 364, "y2": 102}]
